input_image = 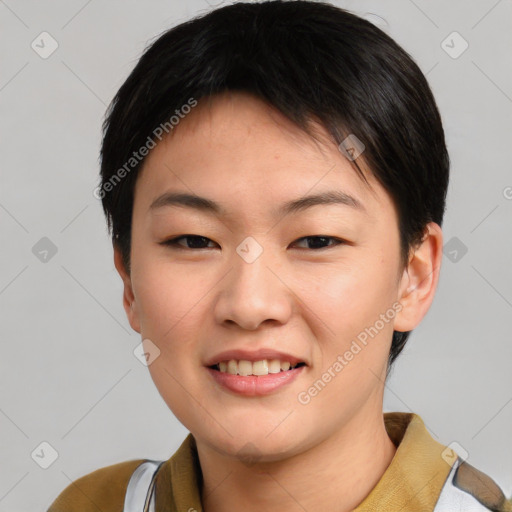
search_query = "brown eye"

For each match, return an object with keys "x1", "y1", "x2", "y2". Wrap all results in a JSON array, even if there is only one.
[
  {"x1": 161, "y1": 235, "x2": 217, "y2": 249},
  {"x1": 292, "y1": 236, "x2": 344, "y2": 250}
]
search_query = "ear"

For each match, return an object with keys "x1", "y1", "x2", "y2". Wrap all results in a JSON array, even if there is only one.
[
  {"x1": 393, "y1": 222, "x2": 443, "y2": 332},
  {"x1": 113, "y1": 244, "x2": 141, "y2": 333}
]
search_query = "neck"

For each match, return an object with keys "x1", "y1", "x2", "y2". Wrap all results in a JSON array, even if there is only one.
[{"x1": 196, "y1": 408, "x2": 397, "y2": 512}]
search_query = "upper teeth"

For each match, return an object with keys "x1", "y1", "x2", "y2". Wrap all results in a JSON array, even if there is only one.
[{"x1": 217, "y1": 359, "x2": 298, "y2": 376}]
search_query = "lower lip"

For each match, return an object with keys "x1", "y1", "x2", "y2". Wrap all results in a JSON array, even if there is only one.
[{"x1": 206, "y1": 366, "x2": 305, "y2": 396}]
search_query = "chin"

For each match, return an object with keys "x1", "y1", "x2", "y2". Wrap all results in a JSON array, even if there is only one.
[{"x1": 200, "y1": 423, "x2": 305, "y2": 463}]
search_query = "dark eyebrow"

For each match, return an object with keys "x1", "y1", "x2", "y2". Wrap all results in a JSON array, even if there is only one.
[
  {"x1": 149, "y1": 192, "x2": 226, "y2": 215},
  {"x1": 276, "y1": 190, "x2": 366, "y2": 216},
  {"x1": 149, "y1": 190, "x2": 366, "y2": 216}
]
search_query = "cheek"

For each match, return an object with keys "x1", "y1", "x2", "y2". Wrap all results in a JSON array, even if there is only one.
[
  {"x1": 132, "y1": 247, "x2": 204, "y2": 328},
  {"x1": 297, "y1": 260, "x2": 398, "y2": 385},
  {"x1": 130, "y1": 266, "x2": 204, "y2": 395},
  {"x1": 298, "y1": 263, "x2": 397, "y2": 409},
  {"x1": 131, "y1": 257, "x2": 207, "y2": 426},
  {"x1": 300, "y1": 257, "x2": 398, "y2": 336}
]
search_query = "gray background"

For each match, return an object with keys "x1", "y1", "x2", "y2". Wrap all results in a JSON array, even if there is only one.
[{"x1": 0, "y1": 0, "x2": 511, "y2": 510}]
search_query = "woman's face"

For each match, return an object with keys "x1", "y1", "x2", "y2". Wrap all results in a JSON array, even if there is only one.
[{"x1": 118, "y1": 91, "x2": 413, "y2": 460}]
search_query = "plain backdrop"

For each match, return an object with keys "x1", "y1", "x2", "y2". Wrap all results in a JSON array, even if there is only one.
[{"x1": 0, "y1": 1, "x2": 511, "y2": 510}]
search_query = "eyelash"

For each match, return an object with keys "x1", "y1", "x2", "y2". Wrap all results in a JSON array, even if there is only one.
[{"x1": 160, "y1": 235, "x2": 345, "y2": 251}]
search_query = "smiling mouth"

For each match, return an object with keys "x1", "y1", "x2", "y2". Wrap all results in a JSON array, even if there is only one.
[{"x1": 208, "y1": 360, "x2": 307, "y2": 376}]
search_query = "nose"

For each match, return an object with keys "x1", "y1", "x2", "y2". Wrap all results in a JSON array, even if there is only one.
[{"x1": 213, "y1": 240, "x2": 293, "y2": 330}]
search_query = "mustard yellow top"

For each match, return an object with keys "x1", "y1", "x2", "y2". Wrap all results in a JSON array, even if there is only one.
[{"x1": 47, "y1": 412, "x2": 512, "y2": 512}]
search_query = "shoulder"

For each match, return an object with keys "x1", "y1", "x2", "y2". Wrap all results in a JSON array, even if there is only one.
[
  {"x1": 47, "y1": 459, "x2": 146, "y2": 512},
  {"x1": 435, "y1": 456, "x2": 512, "y2": 512}
]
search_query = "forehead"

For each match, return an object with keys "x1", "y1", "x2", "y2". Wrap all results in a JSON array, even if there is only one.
[{"x1": 133, "y1": 91, "x2": 394, "y2": 223}]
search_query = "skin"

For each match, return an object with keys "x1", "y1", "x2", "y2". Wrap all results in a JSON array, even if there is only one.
[{"x1": 114, "y1": 91, "x2": 443, "y2": 512}]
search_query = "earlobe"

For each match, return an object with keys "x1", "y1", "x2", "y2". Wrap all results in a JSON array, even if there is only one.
[
  {"x1": 393, "y1": 222, "x2": 443, "y2": 332},
  {"x1": 113, "y1": 245, "x2": 141, "y2": 333}
]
